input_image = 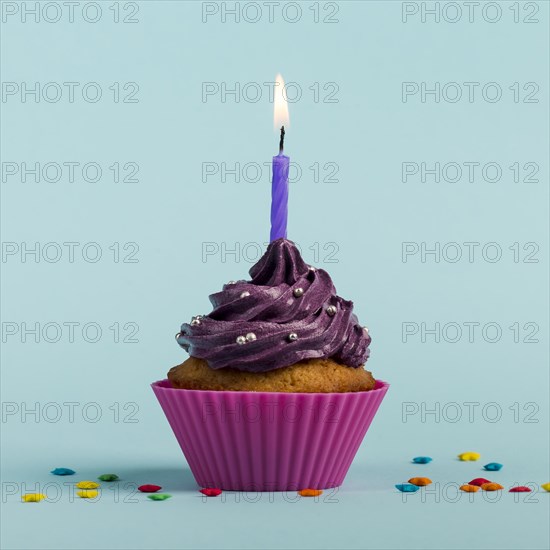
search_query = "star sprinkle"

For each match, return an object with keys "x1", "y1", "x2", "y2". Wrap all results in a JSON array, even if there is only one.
[
  {"x1": 298, "y1": 489, "x2": 323, "y2": 497},
  {"x1": 459, "y1": 484, "x2": 480, "y2": 493},
  {"x1": 509, "y1": 486, "x2": 531, "y2": 493},
  {"x1": 480, "y1": 482, "x2": 503, "y2": 491},
  {"x1": 412, "y1": 456, "x2": 432, "y2": 464},
  {"x1": 51, "y1": 468, "x2": 75, "y2": 476},
  {"x1": 98, "y1": 474, "x2": 119, "y2": 482},
  {"x1": 541, "y1": 483, "x2": 550, "y2": 492},
  {"x1": 148, "y1": 493, "x2": 172, "y2": 501},
  {"x1": 138, "y1": 484, "x2": 162, "y2": 493},
  {"x1": 469, "y1": 478, "x2": 491, "y2": 487},
  {"x1": 408, "y1": 477, "x2": 432, "y2": 486},
  {"x1": 77, "y1": 490, "x2": 99, "y2": 499},
  {"x1": 21, "y1": 493, "x2": 46, "y2": 502},
  {"x1": 458, "y1": 452, "x2": 481, "y2": 461},
  {"x1": 199, "y1": 488, "x2": 222, "y2": 497},
  {"x1": 483, "y1": 462, "x2": 503, "y2": 471},
  {"x1": 76, "y1": 481, "x2": 100, "y2": 489},
  {"x1": 395, "y1": 483, "x2": 420, "y2": 493}
]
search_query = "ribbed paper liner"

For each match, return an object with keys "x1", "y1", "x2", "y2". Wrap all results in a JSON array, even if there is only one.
[{"x1": 152, "y1": 379, "x2": 389, "y2": 491}]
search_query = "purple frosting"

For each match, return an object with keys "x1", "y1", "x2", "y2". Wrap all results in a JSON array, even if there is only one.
[{"x1": 176, "y1": 238, "x2": 371, "y2": 373}]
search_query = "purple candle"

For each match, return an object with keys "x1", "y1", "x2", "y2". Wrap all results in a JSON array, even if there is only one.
[
  {"x1": 270, "y1": 74, "x2": 290, "y2": 242},
  {"x1": 270, "y1": 126, "x2": 290, "y2": 241}
]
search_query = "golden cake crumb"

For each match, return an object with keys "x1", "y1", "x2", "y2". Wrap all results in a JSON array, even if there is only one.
[{"x1": 167, "y1": 356, "x2": 376, "y2": 393}]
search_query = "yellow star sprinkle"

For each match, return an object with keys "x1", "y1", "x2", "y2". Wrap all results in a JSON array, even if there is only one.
[
  {"x1": 21, "y1": 493, "x2": 46, "y2": 502},
  {"x1": 77, "y1": 490, "x2": 99, "y2": 499},
  {"x1": 76, "y1": 481, "x2": 100, "y2": 489},
  {"x1": 458, "y1": 452, "x2": 481, "y2": 461},
  {"x1": 541, "y1": 483, "x2": 550, "y2": 492}
]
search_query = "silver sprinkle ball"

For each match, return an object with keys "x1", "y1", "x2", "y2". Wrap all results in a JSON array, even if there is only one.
[
  {"x1": 326, "y1": 305, "x2": 337, "y2": 316},
  {"x1": 293, "y1": 288, "x2": 304, "y2": 298},
  {"x1": 190, "y1": 318, "x2": 201, "y2": 326},
  {"x1": 236, "y1": 335, "x2": 247, "y2": 345},
  {"x1": 288, "y1": 332, "x2": 298, "y2": 342},
  {"x1": 240, "y1": 291, "x2": 250, "y2": 298},
  {"x1": 245, "y1": 332, "x2": 257, "y2": 342}
]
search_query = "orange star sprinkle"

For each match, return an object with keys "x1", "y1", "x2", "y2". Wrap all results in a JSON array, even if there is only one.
[
  {"x1": 408, "y1": 477, "x2": 432, "y2": 486},
  {"x1": 481, "y1": 482, "x2": 503, "y2": 491},
  {"x1": 298, "y1": 489, "x2": 323, "y2": 497},
  {"x1": 460, "y1": 484, "x2": 480, "y2": 493}
]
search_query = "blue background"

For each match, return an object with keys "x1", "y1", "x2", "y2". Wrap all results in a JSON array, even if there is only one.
[{"x1": 1, "y1": 1, "x2": 548, "y2": 549}]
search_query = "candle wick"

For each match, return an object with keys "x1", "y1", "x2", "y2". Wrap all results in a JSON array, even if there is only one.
[{"x1": 279, "y1": 126, "x2": 285, "y2": 154}]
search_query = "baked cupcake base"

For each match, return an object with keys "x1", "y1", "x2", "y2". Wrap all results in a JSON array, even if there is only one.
[{"x1": 168, "y1": 356, "x2": 376, "y2": 393}]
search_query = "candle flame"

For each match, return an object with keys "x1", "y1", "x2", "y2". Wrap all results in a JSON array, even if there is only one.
[{"x1": 273, "y1": 73, "x2": 290, "y2": 131}]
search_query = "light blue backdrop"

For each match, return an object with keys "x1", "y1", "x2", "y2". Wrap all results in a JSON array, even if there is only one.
[{"x1": 1, "y1": 1, "x2": 548, "y2": 549}]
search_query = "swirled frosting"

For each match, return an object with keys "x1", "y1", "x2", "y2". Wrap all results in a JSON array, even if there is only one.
[{"x1": 176, "y1": 238, "x2": 371, "y2": 373}]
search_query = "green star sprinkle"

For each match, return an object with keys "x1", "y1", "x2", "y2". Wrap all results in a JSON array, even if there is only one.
[
  {"x1": 98, "y1": 474, "x2": 119, "y2": 482},
  {"x1": 147, "y1": 493, "x2": 172, "y2": 501}
]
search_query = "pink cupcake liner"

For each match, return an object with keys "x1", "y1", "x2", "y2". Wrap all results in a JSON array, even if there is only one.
[{"x1": 152, "y1": 379, "x2": 389, "y2": 491}]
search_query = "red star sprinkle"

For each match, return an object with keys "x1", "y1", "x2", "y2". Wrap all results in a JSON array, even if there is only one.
[
  {"x1": 509, "y1": 486, "x2": 532, "y2": 492},
  {"x1": 200, "y1": 488, "x2": 222, "y2": 497},
  {"x1": 138, "y1": 484, "x2": 162, "y2": 493},
  {"x1": 469, "y1": 478, "x2": 491, "y2": 487}
]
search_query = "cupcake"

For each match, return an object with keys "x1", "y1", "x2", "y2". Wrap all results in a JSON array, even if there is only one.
[{"x1": 153, "y1": 238, "x2": 388, "y2": 490}]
